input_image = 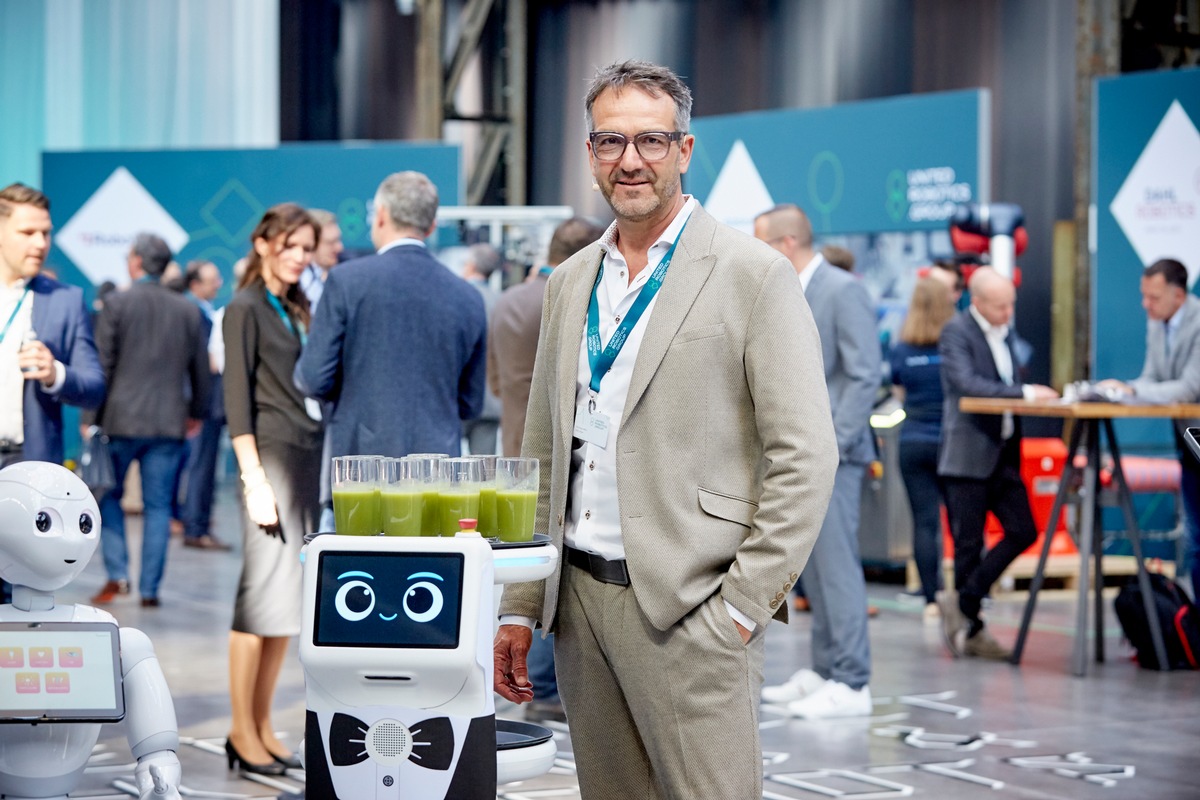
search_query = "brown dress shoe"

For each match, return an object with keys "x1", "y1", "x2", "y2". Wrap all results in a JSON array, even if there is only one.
[
  {"x1": 183, "y1": 534, "x2": 232, "y2": 551},
  {"x1": 91, "y1": 579, "x2": 130, "y2": 605},
  {"x1": 140, "y1": 597, "x2": 160, "y2": 608}
]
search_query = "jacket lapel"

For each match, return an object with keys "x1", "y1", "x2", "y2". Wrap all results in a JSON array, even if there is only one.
[
  {"x1": 622, "y1": 207, "x2": 717, "y2": 424},
  {"x1": 557, "y1": 249, "x2": 602, "y2": 450}
]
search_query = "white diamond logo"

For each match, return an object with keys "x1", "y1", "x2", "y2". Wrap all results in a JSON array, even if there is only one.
[
  {"x1": 56, "y1": 167, "x2": 189, "y2": 287},
  {"x1": 703, "y1": 140, "x2": 775, "y2": 235},
  {"x1": 1109, "y1": 100, "x2": 1200, "y2": 285}
]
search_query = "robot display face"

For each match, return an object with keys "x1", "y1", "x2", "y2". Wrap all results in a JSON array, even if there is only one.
[
  {"x1": 313, "y1": 552, "x2": 464, "y2": 649},
  {"x1": 0, "y1": 462, "x2": 100, "y2": 591}
]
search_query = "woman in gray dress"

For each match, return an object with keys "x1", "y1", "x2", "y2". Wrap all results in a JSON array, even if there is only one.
[{"x1": 222, "y1": 203, "x2": 323, "y2": 775}]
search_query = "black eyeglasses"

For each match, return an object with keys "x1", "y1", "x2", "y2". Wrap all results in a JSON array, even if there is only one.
[{"x1": 589, "y1": 131, "x2": 685, "y2": 162}]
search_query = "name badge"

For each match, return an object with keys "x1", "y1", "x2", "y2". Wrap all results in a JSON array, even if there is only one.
[{"x1": 573, "y1": 406, "x2": 610, "y2": 449}]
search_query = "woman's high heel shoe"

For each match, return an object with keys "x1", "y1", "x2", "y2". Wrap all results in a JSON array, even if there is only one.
[
  {"x1": 271, "y1": 751, "x2": 303, "y2": 770},
  {"x1": 225, "y1": 738, "x2": 287, "y2": 776}
]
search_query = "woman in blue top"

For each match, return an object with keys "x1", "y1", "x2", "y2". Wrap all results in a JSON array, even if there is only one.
[{"x1": 890, "y1": 277, "x2": 955, "y2": 617}]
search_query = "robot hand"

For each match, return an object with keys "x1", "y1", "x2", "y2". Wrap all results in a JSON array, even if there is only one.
[{"x1": 134, "y1": 750, "x2": 182, "y2": 800}]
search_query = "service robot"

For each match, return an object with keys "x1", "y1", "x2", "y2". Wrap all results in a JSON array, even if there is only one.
[
  {"x1": 299, "y1": 527, "x2": 559, "y2": 799},
  {"x1": 0, "y1": 462, "x2": 182, "y2": 800}
]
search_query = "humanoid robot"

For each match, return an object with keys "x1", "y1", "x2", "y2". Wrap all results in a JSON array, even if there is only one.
[{"x1": 0, "y1": 462, "x2": 181, "y2": 800}]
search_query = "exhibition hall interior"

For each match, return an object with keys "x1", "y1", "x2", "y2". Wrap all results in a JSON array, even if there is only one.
[{"x1": 1, "y1": 1, "x2": 1198, "y2": 798}]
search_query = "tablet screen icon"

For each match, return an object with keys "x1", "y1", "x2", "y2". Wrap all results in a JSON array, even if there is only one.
[
  {"x1": 0, "y1": 647, "x2": 23, "y2": 668},
  {"x1": 28, "y1": 647, "x2": 53, "y2": 668},
  {"x1": 15, "y1": 672, "x2": 39, "y2": 693},
  {"x1": 58, "y1": 647, "x2": 83, "y2": 668}
]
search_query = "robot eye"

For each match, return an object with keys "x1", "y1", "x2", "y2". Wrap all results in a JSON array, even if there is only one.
[
  {"x1": 79, "y1": 513, "x2": 94, "y2": 535},
  {"x1": 403, "y1": 581, "x2": 444, "y2": 624},
  {"x1": 335, "y1": 580, "x2": 375, "y2": 621},
  {"x1": 35, "y1": 511, "x2": 51, "y2": 533}
]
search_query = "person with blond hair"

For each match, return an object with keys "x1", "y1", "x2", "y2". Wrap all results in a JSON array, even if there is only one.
[{"x1": 890, "y1": 276, "x2": 956, "y2": 618}]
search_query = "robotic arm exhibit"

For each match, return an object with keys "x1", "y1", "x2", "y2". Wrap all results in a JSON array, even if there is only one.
[{"x1": 950, "y1": 202, "x2": 1028, "y2": 282}]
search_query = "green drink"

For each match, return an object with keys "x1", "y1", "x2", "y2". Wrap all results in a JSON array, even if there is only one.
[
  {"x1": 477, "y1": 486, "x2": 498, "y2": 537},
  {"x1": 381, "y1": 490, "x2": 422, "y2": 536},
  {"x1": 438, "y1": 491, "x2": 480, "y2": 537},
  {"x1": 496, "y1": 490, "x2": 538, "y2": 542},
  {"x1": 333, "y1": 488, "x2": 382, "y2": 535},
  {"x1": 420, "y1": 489, "x2": 441, "y2": 536}
]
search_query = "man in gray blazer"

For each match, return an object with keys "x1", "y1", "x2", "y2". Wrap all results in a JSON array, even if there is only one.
[
  {"x1": 493, "y1": 61, "x2": 837, "y2": 799},
  {"x1": 755, "y1": 204, "x2": 879, "y2": 718},
  {"x1": 1100, "y1": 257, "x2": 1200, "y2": 596}
]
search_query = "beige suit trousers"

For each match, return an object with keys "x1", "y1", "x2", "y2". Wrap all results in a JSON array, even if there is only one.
[{"x1": 556, "y1": 563, "x2": 767, "y2": 799}]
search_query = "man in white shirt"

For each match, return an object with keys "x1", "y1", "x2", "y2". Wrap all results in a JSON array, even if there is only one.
[
  {"x1": 937, "y1": 267, "x2": 1058, "y2": 659},
  {"x1": 493, "y1": 60, "x2": 837, "y2": 799}
]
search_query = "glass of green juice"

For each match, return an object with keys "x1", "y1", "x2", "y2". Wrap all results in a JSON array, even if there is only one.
[
  {"x1": 496, "y1": 457, "x2": 539, "y2": 542},
  {"x1": 467, "y1": 455, "x2": 498, "y2": 538},
  {"x1": 403, "y1": 455, "x2": 445, "y2": 536},
  {"x1": 438, "y1": 457, "x2": 483, "y2": 537},
  {"x1": 380, "y1": 457, "x2": 423, "y2": 536},
  {"x1": 332, "y1": 455, "x2": 382, "y2": 535}
]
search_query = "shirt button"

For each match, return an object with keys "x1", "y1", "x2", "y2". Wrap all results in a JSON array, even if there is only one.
[
  {"x1": 614, "y1": 314, "x2": 622, "y2": 323},
  {"x1": 588, "y1": 460, "x2": 595, "y2": 471},
  {"x1": 620, "y1": 270, "x2": 625, "y2": 278},
  {"x1": 584, "y1": 510, "x2": 591, "y2": 520}
]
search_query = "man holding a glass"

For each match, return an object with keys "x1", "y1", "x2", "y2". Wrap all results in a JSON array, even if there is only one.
[{"x1": 493, "y1": 61, "x2": 837, "y2": 800}]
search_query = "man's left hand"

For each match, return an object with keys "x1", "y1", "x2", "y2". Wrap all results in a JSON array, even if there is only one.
[
  {"x1": 18, "y1": 340, "x2": 55, "y2": 384},
  {"x1": 733, "y1": 619, "x2": 751, "y2": 644}
]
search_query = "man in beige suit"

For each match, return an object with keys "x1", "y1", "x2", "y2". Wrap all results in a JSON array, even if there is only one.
[{"x1": 493, "y1": 60, "x2": 837, "y2": 799}]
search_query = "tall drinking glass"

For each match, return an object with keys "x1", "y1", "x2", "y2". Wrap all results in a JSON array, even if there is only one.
[
  {"x1": 332, "y1": 455, "x2": 381, "y2": 535},
  {"x1": 496, "y1": 457, "x2": 539, "y2": 542},
  {"x1": 438, "y1": 457, "x2": 483, "y2": 536},
  {"x1": 405, "y1": 455, "x2": 444, "y2": 536},
  {"x1": 380, "y1": 458, "x2": 423, "y2": 536},
  {"x1": 469, "y1": 455, "x2": 498, "y2": 538}
]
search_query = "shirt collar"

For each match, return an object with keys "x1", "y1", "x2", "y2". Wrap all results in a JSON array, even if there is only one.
[
  {"x1": 797, "y1": 253, "x2": 824, "y2": 293},
  {"x1": 1165, "y1": 304, "x2": 1186, "y2": 333},
  {"x1": 597, "y1": 196, "x2": 697, "y2": 258},
  {"x1": 969, "y1": 304, "x2": 1010, "y2": 341},
  {"x1": 378, "y1": 237, "x2": 427, "y2": 256}
]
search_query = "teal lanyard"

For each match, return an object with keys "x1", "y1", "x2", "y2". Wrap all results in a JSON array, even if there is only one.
[
  {"x1": 265, "y1": 290, "x2": 306, "y2": 346},
  {"x1": 537, "y1": 266, "x2": 554, "y2": 277},
  {"x1": 585, "y1": 220, "x2": 687, "y2": 396},
  {"x1": 0, "y1": 286, "x2": 32, "y2": 346}
]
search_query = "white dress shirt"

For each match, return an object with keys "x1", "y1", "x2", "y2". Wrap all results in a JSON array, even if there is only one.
[
  {"x1": 0, "y1": 280, "x2": 65, "y2": 443},
  {"x1": 968, "y1": 304, "x2": 1037, "y2": 439},
  {"x1": 797, "y1": 253, "x2": 824, "y2": 293}
]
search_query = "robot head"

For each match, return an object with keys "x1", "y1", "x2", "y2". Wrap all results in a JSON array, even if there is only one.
[{"x1": 0, "y1": 462, "x2": 100, "y2": 592}]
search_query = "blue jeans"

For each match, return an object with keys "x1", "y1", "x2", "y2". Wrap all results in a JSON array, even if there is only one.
[
  {"x1": 99, "y1": 437, "x2": 186, "y2": 599},
  {"x1": 528, "y1": 631, "x2": 558, "y2": 702},
  {"x1": 182, "y1": 417, "x2": 224, "y2": 539},
  {"x1": 899, "y1": 438, "x2": 944, "y2": 604}
]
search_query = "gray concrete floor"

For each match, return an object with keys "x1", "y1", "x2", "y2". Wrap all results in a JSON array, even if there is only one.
[{"x1": 55, "y1": 476, "x2": 1199, "y2": 799}]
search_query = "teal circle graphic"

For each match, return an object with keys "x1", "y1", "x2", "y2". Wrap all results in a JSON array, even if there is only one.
[
  {"x1": 807, "y1": 151, "x2": 845, "y2": 217},
  {"x1": 886, "y1": 170, "x2": 908, "y2": 222}
]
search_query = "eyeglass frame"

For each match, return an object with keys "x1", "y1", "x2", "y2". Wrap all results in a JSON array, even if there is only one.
[{"x1": 588, "y1": 130, "x2": 687, "y2": 162}]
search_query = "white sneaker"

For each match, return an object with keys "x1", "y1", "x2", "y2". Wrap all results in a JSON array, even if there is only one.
[
  {"x1": 787, "y1": 681, "x2": 872, "y2": 719},
  {"x1": 761, "y1": 668, "x2": 826, "y2": 705}
]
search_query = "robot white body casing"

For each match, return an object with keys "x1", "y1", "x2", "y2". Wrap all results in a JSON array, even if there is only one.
[
  {"x1": 0, "y1": 462, "x2": 182, "y2": 800},
  {"x1": 299, "y1": 532, "x2": 558, "y2": 800}
]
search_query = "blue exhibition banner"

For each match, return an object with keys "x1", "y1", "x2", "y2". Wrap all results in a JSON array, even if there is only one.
[
  {"x1": 1094, "y1": 67, "x2": 1200, "y2": 451},
  {"x1": 42, "y1": 142, "x2": 461, "y2": 307},
  {"x1": 686, "y1": 89, "x2": 988, "y2": 236}
]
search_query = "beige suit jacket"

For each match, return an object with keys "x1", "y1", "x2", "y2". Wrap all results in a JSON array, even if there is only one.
[{"x1": 499, "y1": 205, "x2": 837, "y2": 633}]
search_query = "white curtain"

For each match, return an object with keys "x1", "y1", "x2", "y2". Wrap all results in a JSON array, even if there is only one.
[{"x1": 0, "y1": 0, "x2": 279, "y2": 188}]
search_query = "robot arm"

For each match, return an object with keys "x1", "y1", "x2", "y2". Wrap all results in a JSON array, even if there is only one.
[{"x1": 120, "y1": 627, "x2": 182, "y2": 800}]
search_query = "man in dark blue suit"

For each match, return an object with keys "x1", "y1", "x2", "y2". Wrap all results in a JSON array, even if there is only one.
[
  {"x1": 0, "y1": 183, "x2": 105, "y2": 466},
  {"x1": 296, "y1": 171, "x2": 487, "y2": 522},
  {"x1": 937, "y1": 267, "x2": 1058, "y2": 660}
]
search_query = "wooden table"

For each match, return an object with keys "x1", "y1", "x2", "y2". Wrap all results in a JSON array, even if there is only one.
[{"x1": 958, "y1": 398, "x2": 1200, "y2": 675}]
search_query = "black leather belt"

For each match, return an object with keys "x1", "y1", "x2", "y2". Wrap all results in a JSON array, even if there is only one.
[{"x1": 565, "y1": 545, "x2": 630, "y2": 586}]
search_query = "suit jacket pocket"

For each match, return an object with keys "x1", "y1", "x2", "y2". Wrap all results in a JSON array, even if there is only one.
[
  {"x1": 697, "y1": 487, "x2": 757, "y2": 529},
  {"x1": 672, "y1": 322, "x2": 726, "y2": 346}
]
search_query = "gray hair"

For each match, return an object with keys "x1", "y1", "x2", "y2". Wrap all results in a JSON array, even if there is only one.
[
  {"x1": 374, "y1": 171, "x2": 439, "y2": 234},
  {"x1": 468, "y1": 243, "x2": 502, "y2": 277},
  {"x1": 130, "y1": 232, "x2": 173, "y2": 277},
  {"x1": 585, "y1": 60, "x2": 693, "y2": 133},
  {"x1": 308, "y1": 208, "x2": 336, "y2": 229}
]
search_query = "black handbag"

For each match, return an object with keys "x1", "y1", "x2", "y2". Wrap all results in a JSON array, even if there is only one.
[{"x1": 78, "y1": 426, "x2": 116, "y2": 495}]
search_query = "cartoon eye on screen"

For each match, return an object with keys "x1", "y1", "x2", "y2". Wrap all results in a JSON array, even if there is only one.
[{"x1": 314, "y1": 552, "x2": 464, "y2": 649}]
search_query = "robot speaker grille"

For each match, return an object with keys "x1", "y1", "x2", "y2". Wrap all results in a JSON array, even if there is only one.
[{"x1": 366, "y1": 719, "x2": 412, "y2": 764}]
